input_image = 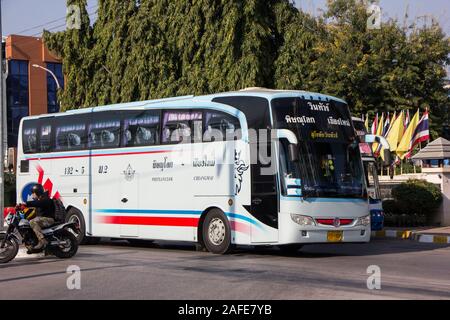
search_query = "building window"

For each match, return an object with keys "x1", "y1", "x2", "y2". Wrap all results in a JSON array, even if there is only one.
[
  {"x1": 46, "y1": 62, "x2": 64, "y2": 114},
  {"x1": 7, "y1": 60, "x2": 29, "y2": 148}
]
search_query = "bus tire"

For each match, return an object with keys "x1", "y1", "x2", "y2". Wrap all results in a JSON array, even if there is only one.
[
  {"x1": 65, "y1": 208, "x2": 86, "y2": 245},
  {"x1": 202, "y1": 209, "x2": 231, "y2": 254}
]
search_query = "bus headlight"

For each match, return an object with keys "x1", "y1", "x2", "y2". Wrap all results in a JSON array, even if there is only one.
[
  {"x1": 356, "y1": 215, "x2": 371, "y2": 226},
  {"x1": 290, "y1": 214, "x2": 316, "y2": 226}
]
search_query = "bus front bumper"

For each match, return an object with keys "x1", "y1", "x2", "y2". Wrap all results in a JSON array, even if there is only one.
[{"x1": 278, "y1": 214, "x2": 371, "y2": 244}]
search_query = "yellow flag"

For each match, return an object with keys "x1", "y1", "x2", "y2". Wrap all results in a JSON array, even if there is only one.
[
  {"x1": 385, "y1": 111, "x2": 404, "y2": 152},
  {"x1": 396, "y1": 109, "x2": 420, "y2": 159},
  {"x1": 364, "y1": 115, "x2": 369, "y2": 132},
  {"x1": 372, "y1": 113, "x2": 384, "y2": 153}
]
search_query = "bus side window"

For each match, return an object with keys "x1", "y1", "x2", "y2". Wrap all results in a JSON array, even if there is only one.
[
  {"x1": 54, "y1": 117, "x2": 87, "y2": 152},
  {"x1": 203, "y1": 111, "x2": 241, "y2": 142},
  {"x1": 161, "y1": 110, "x2": 202, "y2": 144},
  {"x1": 39, "y1": 120, "x2": 53, "y2": 153},
  {"x1": 88, "y1": 113, "x2": 121, "y2": 149},
  {"x1": 22, "y1": 120, "x2": 38, "y2": 154},
  {"x1": 122, "y1": 110, "x2": 160, "y2": 147}
]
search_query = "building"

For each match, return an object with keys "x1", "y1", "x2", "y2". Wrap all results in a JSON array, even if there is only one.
[{"x1": 4, "y1": 34, "x2": 63, "y2": 148}]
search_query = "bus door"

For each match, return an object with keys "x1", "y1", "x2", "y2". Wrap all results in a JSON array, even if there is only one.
[
  {"x1": 118, "y1": 166, "x2": 140, "y2": 237},
  {"x1": 249, "y1": 138, "x2": 279, "y2": 243}
]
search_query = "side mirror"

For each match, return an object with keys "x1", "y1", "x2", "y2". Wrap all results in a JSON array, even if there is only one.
[{"x1": 288, "y1": 144, "x2": 299, "y2": 162}]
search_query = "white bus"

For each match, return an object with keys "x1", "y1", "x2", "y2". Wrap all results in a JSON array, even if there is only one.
[
  {"x1": 352, "y1": 117, "x2": 386, "y2": 231},
  {"x1": 16, "y1": 88, "x2": 372, "y2": 254}
]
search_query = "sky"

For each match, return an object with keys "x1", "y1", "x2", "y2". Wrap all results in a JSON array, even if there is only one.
[
  {"x1": 296, "y1": 0, "x2": 450, "y2": 35},
  {"x1": 1, "y1": 0, "x2": 449, "y2": 76},
  {"x1": 1, "y1": 0, "x2": 449, "y2": 36}
]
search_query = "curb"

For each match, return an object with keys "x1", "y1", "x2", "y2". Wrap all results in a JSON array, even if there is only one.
[
  {"x1": 371, "y1": 230, "x2": 450, "y2": 244},
  {"x1": 412, "y1": 234, "x2": 450, "y2": 244},
  {"x1": 371, "y1": 230, "x2": 413, "y2": 239}
]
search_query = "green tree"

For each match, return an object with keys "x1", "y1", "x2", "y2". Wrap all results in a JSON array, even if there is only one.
[
  {"x1": 44, "y1": 0, "x2": 93, "y2": 110},
  {"x1": 43, "y1": 0, "x2": 449, "y2": 140}
]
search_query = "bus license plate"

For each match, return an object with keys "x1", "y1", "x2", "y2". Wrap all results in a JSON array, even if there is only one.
[{"x1": 327, "y1": 231, "x2": 343, "y2": 242}]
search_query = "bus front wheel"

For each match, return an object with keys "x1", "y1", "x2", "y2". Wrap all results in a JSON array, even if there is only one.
[{"x1": 202, "y1": 209, "x2": 231, "y2": 254}]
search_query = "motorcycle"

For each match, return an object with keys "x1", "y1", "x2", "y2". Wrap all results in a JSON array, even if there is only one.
[{"x1": 0, "y1": 206, "x2": 79, "y2": 263}]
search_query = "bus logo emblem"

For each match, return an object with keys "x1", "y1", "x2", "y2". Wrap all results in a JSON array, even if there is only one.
[
  {"x1": 333, "y1": 218, "x2": 341, "y2": 227},
  {"x1": 123, "y1": 164, "x2": 136, "y2": 181}
]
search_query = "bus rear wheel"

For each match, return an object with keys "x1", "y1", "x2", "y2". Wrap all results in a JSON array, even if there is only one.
[{"x1": 202, "y1": 209, "x2": 231, "y2": 254}]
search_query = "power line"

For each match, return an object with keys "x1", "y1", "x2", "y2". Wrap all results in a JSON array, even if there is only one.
[
  {"x1": 13, "y1": 4, "x2": 98, "y2": 36},
  {"x1": 31, "y1": 11, "x2": 98, "y2": 37}
]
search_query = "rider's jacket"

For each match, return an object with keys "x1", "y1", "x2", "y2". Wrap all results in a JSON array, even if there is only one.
[{"x1": 26, "y1": 192, "x2": 55, "y2": 220}]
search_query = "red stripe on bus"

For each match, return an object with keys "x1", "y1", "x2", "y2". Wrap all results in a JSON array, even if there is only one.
[
  {"x1": 230, "y1": 220, "x2": 251, "y2": 235},
  {"x1": 26, "y1": 150, "x2": 172, "y2": 161},
  {"x1": 97, "y1": 216, "x2": 200, "y2": 227}
]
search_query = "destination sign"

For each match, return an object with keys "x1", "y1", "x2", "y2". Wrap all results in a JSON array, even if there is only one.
[{"x1": 272, "y1": 97, "x2": 355, "y2": 143}]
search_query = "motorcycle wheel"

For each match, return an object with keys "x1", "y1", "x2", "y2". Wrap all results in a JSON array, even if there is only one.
[
  {"x1": 52, "y1": 230, "x2": 79, "y2": 259},
  {"x1": 0, "y1": 236, "x2": 19, "y2": 263}
]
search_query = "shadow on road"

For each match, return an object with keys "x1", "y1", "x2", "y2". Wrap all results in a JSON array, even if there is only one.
[{"x1": 92, "y1": 237, "x2": 450, "y2": 259}]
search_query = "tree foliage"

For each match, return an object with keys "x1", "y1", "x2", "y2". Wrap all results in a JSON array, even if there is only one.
[{"x1": 43, "y1": 0, "x2": 450, "y2": 135}]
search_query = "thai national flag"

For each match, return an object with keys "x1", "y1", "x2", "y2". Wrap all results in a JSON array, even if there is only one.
[
  {"x1": 382, "y1": 113, "x2": 390, "y2": 137},
  {"x1": 371, "y1": 113, "x2": 378, "y2": 135},
  {"x1": 405, "y1": 109, "x2": 430, "y2": 158}
]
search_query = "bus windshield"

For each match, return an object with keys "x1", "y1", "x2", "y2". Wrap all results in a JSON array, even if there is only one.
[{"x1": 273, "y1": 97, "x2": 366, "y2": 199}]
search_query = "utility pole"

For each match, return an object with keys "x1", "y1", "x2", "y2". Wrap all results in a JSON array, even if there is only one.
[{"x1": 0, "y1": 0, "x2": 5, "y2": 230}]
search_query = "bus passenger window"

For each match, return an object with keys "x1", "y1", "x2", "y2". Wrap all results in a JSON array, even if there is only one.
[
  {"x1": 55, "y1": 121, "x2": 87, "y2": 152},
  {"x1": 122, "y1": 110, "x2": 160, "y2": 147},
  {"x1": 204, "y1": 111, "x2": 241, "y2": 142},
  {"x1": 161, "y1": 110, "x2": 202, "y2": 144},
  {"x1": 22, "y1": 120, "x2": 38, "y2": 154},
  {"x1": 88, "y1": 117, "x2": 120, "y2": 149},
  {"x1": 40, "y1": 123, "x2": 52, "y2": 153}
]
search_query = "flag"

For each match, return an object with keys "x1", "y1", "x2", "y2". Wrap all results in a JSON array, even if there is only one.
[
  {"x1": 382, "y1": 113, "x2": 390, "y2": 136},
  {"x1": 364, "y1": 114, "x2": 369, "y2": 132},
  {"x1": 404, "y1": 109, "x2": 410, "y2": 132},
  {"x1": 372, "y1": 113, "x2": 384, "y2": 154},
  {"x1": 397, "y1": 109, "x2": 420, "y2": 159},
  {"x1": 385, "y1": 111, "x2": 405, "y2": 152},
  {"x1": 375, "y1": 113, "x2": 391, "y2": 155},
  {"x1": 406, "y1": 108, "x2": 430, "y2": 157},
  {"x1": 371, "y1": 113, "x2": 378, "y2": 135}
]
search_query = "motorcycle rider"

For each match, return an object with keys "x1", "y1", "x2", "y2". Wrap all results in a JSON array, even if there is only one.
[{"x1": 26, "y1": 184, "x2": 55, "y2": 250}]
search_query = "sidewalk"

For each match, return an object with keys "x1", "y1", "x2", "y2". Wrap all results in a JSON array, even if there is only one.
[{"x1": 372, "y1": 227, "x2": 450, "y2": 244}]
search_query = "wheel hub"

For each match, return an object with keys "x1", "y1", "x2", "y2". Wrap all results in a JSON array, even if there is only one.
[{"x1": 208, "y1": 218, "x2": 225, "y2": 245}]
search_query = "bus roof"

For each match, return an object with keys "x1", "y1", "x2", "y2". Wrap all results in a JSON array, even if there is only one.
[
  {"x1": 21, "y1": 88, "x2": 347, "y2": 121},
  {"x1": 198, "y1": 88, "x2": 347, "y2": 104}
]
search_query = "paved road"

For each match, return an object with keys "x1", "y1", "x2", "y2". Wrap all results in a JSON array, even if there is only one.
[{"x1": 0, "y1": 238, "x2": 449, "y2": 300}]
